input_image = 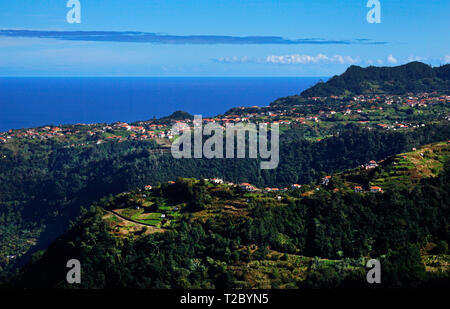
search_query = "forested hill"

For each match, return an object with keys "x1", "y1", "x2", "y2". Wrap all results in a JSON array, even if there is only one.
[
  {"x1": 160, "y1": 110, "x2": 194, "y2": 121},
  {"x1": 15, "y1": 143, "x2": 450, "y2": 289},
  {"x1": 300, "y1": 62, "x2": 450, "y2": 97}
]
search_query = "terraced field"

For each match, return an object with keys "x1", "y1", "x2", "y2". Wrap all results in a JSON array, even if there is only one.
[{"x1": 339, "y1": 141, "x2": 449, "y2": 192}]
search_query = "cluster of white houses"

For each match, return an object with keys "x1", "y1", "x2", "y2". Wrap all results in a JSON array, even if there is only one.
[
  {"x1": 237, "y1": 182, "x2": 303, "y2": 192},
  {"x1": 144, "y1": 176, "x2": 384, "y2": 194},
  {"x1": 143, "y1": 178, "x2": 303, "y2": 193}
]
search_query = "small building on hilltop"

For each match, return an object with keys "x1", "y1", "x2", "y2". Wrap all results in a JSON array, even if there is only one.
[
  {"x1": 354, "y1": 186, "x2": 363, "y2": 193},
  {"x1": 321, "y1": 176, "x2": 331, "y2": 186},
  {"x1": 370, "y1": 186, "x2": 383, "y2": 193},
  {"x1": 239, "y1": 183, "x2": 256, "y2": 192},
  {"x1": 365, "y1": 160, "x2": 378, "y2": 169}
]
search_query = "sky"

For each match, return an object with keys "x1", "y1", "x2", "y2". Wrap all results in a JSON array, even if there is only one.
[{"x1": 0, "y1": 0, "x2": 448, "y2": 76}]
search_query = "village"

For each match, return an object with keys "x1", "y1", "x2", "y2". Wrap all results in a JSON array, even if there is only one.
[
  {"x1": 150, "y1": 158, "x2": 386, "y2": 200},
  {"x1": 0, "y1": 92, "x2": 448, "y2": 148},
  {"x1": 113, "y1": 164, "x2": 389, "y2": 232}
]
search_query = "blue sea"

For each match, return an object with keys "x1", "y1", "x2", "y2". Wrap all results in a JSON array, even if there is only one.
[{"x1": 0, "y1": 77, "x2": 324, "y2": 132}]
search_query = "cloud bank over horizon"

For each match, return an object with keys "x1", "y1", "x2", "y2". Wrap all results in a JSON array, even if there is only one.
[
  {"x1": 214, "y1": 53, "x2": 450, "y2": 68},
  {"x1": 214, "y1": 54, "x2": 361, "y2": 65}
]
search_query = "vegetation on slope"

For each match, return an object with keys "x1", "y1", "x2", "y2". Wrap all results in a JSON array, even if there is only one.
[
  {"x1": 14, "y1": 144, "x2": 450, "y2": 288},
  {"x1": 300, "y1": 62, "x2": 450, "y2": 97},
  {"x1": 1, "y1": 122, "x2": 449, "y2": 280}
]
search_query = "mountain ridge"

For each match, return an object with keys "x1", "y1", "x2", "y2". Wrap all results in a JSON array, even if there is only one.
[{"x1": 299, "y1": 61, "x2": 450, "y2": 98}]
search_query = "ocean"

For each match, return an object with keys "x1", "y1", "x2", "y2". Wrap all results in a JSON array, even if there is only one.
[{"x1": 0, "y1": 77, "x2": 324, "y2": 132}]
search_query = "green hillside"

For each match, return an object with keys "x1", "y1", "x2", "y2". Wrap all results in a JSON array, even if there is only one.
[
  {"x1": 1, "y1": 62, "x2": 449, "y2": 287},
  {"x1": 15, "y1": 142, "x2": 450, "y2": 289},
  {"x1": 332, "y1": 141, "x2": 450, "y2": 193},
  {"x1": 300, "y1": 62, "x2": 450, "y2": 97}
]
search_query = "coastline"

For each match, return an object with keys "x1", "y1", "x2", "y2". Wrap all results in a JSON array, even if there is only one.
[{"x1": 0, "y1": 76, "x2": 325, "y2": 132}]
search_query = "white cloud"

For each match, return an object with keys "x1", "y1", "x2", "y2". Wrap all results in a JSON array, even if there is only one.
[
  {"x1": 387, "y1": 54, "x2": 398, "y2": 64},
  {"x1": 264, "y1": 53, "x2": 360, "y2": 64},
  {"x1": 214, "y1": 54, "x2": 450, "y2": 67},
  {"x1": 214, "y1": 53, "x2": 360, "y2": 65},
  {"x1": 407, "y1": 55, "x2": 426, "y2": 62},
  {"x1": 214, "y1": 56, "x2": 252, "y2": 64}
]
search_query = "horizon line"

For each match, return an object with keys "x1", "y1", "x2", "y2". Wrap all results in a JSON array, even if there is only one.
[{"x1": 0, "y1": 75, "x2": 330, "y2": 78}]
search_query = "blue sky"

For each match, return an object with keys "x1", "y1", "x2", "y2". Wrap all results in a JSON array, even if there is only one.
[{"x1": 0, "y1": 0, "x2": 448, "y2": 76}]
